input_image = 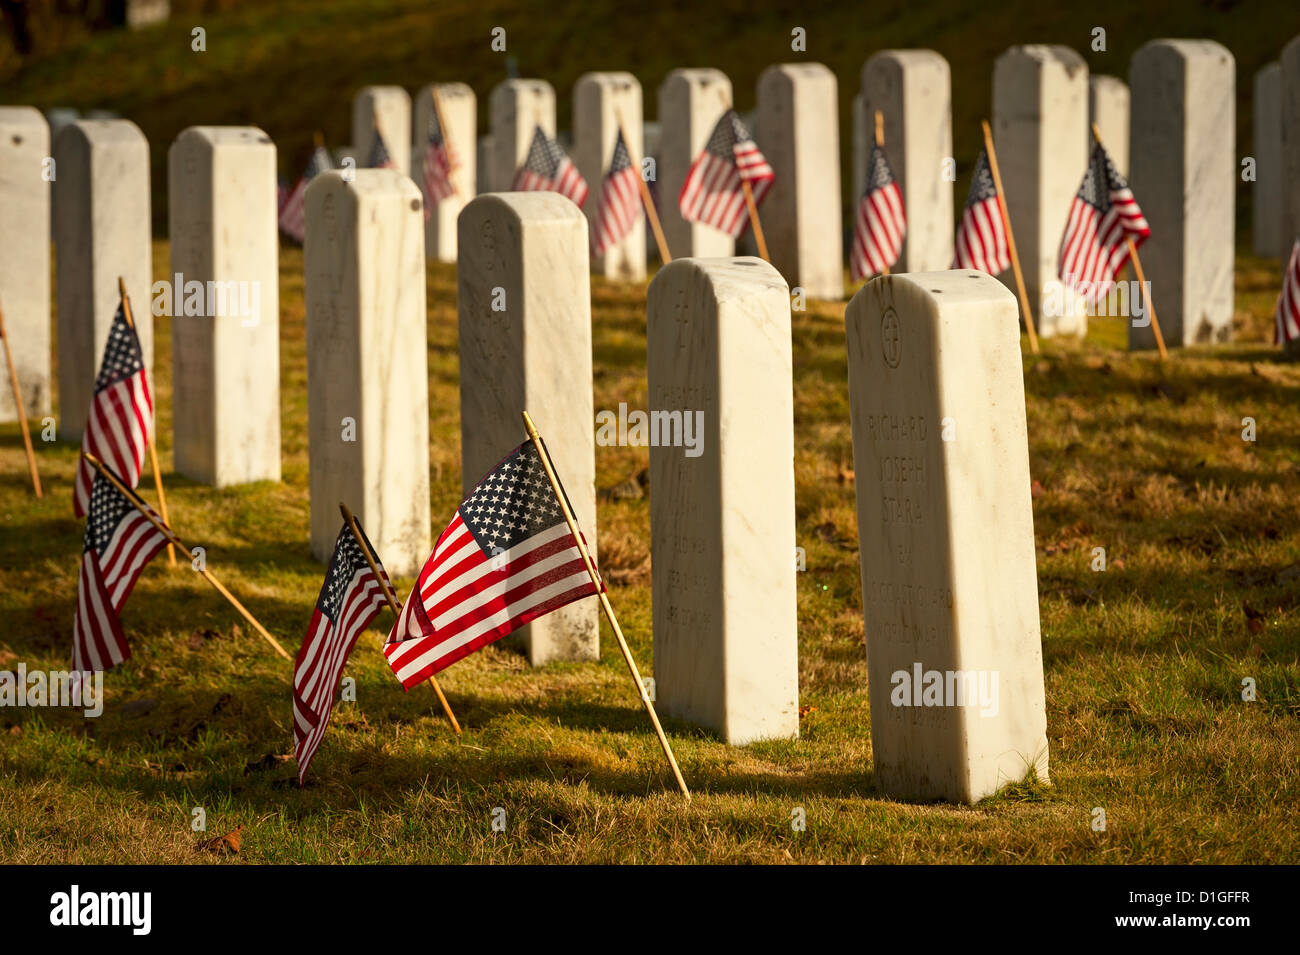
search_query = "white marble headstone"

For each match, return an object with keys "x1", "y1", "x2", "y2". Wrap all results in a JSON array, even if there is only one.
[
  {"x1": 647, "y1": 256, "x2": 799, "y2": 745},
  {"x1": 846, "y1": 270, "x2": 1050, "y2": 803},
  {"x1": 574, "y1": 71, "x2": 646, "y2": 280},
  {"x1": 0, "y1": 107, "x2": 51, "y2": 424},
  {"x1": 992, "y1": 45, "x2": 1089, "y2": 338},
  {"x1": 1253, "y1": 62, "x2": 1286, "y2": 258},
  {"x1": 488, "y1": 79, "x2": 555, "y2": 195},
  {"x1": 1130, "y1": 39, "x2": 1235, "y2": 348},
  {"x1": 757, "y1": 63, "x2": 843, "y2": 299},
  {"x1": 456, "y1": 193, "x2": 598, "y2": 665},
  {"x1": 414, "y1": 83, "x2": 475, "y2": 263},
  {"x1": 352, "y1": 85, "x2": 411, "y2": 176},
  {"x1": 1280, "y1": 38, "x2": 1300, "y2": 254},
  {"x1": 656, "y1": 69, "x2": 735, "y2": 260},
  {"x1": 167, "y1": 126, "x2": 281, "y2": 487},
  {"x1": 304, "y1": 169, "x2": 430, "y2": 576},
  {"x1": 862, "y1": 50, "x2": 955, "y2": 273},
  {"x1": 52, "y1": 119, "x2": 152, "y2": 442},
  {"x1": 1089, "y1": 74, "x2": 1130, "y2": 177}
]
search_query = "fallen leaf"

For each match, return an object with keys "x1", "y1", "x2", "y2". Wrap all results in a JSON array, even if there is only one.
[
  {"x1": 798, "y1": 705, "x2": 817, "y2": 718},
  {"x1": 199, "y1": 825, "x2": 242, "y2": 854},
  {"x1": 1030, "y1": 480, "x2": 1045, "y2": 499}
]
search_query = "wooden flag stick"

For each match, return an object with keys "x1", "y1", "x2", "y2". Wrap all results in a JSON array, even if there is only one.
[
  {"x1": 429, "y1": 86, "x2": 463, "y2": 200},
  {"x1": 338, "y1": 502, "x2": 462, "y2": 735},
  {"x1": 312, "y1": 130, "x2": 324, "y2": 150},
  {"x1": 83, "y1": 451, "x2": 292, "y2": 661},
  {"x1": 521, "y1": 410, "x2": 690, "y2": 802},
  {"x1": 1090, "y1": 123, "x2": 1167, "y2": 361},
  {"x1": 981, "y1": 120, "x2": 1040, "y2": 355},
  {"x1": 0, "y1": 297, "x2": 42, "y2": 498},
  {"x1": 874, "y1": 110, "x2": 890, "y2": 277},
  {"x1": 614, "y1": 109, "x2": 671, "y2": 264},
  {"x1": 117, "y1": 277, "x2": 176, "y2": 565}
]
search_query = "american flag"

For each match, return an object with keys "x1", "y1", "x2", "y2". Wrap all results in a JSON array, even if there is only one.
[
  {"x1": 368, "y1": 131, "x2": 396, "y2": 170},
  {"x1": 953, "y1": 149, "x2": 1010, "y2": 275},
  {"x1": 513, "y1": 126, "x2": 589, "y2": 208},
  {"x1": 1058, "y1": 141, "x2": 1150, "y2": 305},
  {"x1": 279, "y1": 145, "x2": 333, "y2": 243},
  {"x1": 678, "y1": 109, "x2": 774, "y2": 238},
  {"x1": 851, "y1": 143, "x2": 906, "y2": 281},
  {"x1": 592, "y1": 129, "x2": 640, "y2": 256},
  {"x1": 72, "y1": 471, "x2": 170, "y2": 672},
  {"x1": 421, "y1": 104, "x2": 458, "y2": 218},
  {"x1": 385, "y1": 440, "x2": 601, "y2": 690},
  {"x1": 73, "y1": 304, "x2": 152, "y2": 518},
  {"x1": 293, "y1": 521, "x2": 391, "y2": 784},
  {"x1": 1275, "y1": 238, "x2": 1300, "y2": 346}
]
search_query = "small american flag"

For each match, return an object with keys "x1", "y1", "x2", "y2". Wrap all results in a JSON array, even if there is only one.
[
  {"x1": 513, "y1": 126, "x2": 589, "y2": 208},
  {"x1": 422, "y1": 105, "x2": 458, "y2": 218},
  {"x1": 385, "y1": 440, "x2": 601, "y2": 690},
  {"x1": 1058, "y1": 141, "x2": 1150, "y2": 304},
  {"x1": 1275, "y1": 238, "x2": 1300, "y2": 346},
  {"x1": 279, "y1": 145, "x2": 333, "y2": 243},
  {"x1": 851, "y1": 143, "x2": 907, "y2": 281},
  {"x1": 74, "y1": 304, "x2": 152, "y2": 518},
  {"x1": 592, "y1": 129, "x2": 640, "y2": 256},
  {"x1": 293, "y1": 521, "x2": 391, "y2": 785},
  {"x1": 678, "y1": 109, "x2": 773, "y2": 238},
  {"x1": 952, "y1": 149, "x2": 1010, "y2": 275},
  {"x1": 368, "y1": 131, "x2": 396, "y2": 170},
  {"x1": 72, "y1": 470, "x2": 170, "y2": 672}
]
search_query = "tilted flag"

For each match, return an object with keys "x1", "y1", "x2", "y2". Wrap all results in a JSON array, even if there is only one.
[
  {"x1": 513, "y1": 125, "x2": 589, "y2": 208},
  {"x1": 279, "y1": 145, "x2": 333, "y2": 243},
  {"x1": 678, "y1": 109, "x2": 774, "y2": 238},
  {"x1": 592, "y1": 129, "x2": 640, "y2": 256},
  {"x1": 1275, "y1": 238, "x2": 1300, "y2": 346},
  {"x1": 953, "y1": 149, "x2": 1010, "y2": 275},
  {"x1": 421, "y1": 106, "x2": 458, "y2": 217},
  {"x1": 73, "y1": 304, "x2": 152, "y2": 518},
  {"x1": 385, "y1": 440, "x2": 602, "y2": 690},
  {"x1": 293, "y1": 522, "x2": 392, "y2": 784},
  {"x1": 1057, "y1": 141, "x2": 1150, "y2": 305},
  {"x1": 850, "y1": 143, "x2": 906, "y2": 281},
  {"x1": 73, "y1": 471, "x2": 170, "y2": 672},
  {"x1": 368, "y1": 131, "x2": 396, "y2": 170}
]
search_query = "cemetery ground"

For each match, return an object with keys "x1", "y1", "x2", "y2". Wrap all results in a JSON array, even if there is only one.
[{"x1": 0, "y1": 245, "x2": 1297, "y2": 864}]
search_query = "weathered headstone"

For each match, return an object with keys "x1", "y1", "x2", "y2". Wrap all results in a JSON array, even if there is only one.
[
  {"x1": 414, "y1": 82, "x2": 475, "y2": 263},
  {"x1": 1089, "y1": 74, "x2": 1130, "y2": 176},
  {"x1": 457, "y1": 193, "x2": 598, "y2": 665},
  {"x1": 862, "y1": 50, "x2": 955, "y2": 273},
  {"x1": 52, "y1": 119, "x2": 152, "y2": 442},
  {"x1": 992, "y1": 45, "x2": 1089, "y2": 337},
  {"x1": 488, "y1": 79, "x2": 555, "y2": 194},
  {"x1": 0, "y1": 108, "x2": 51, "y2": 424},
  {"x1": 304, "y1": 170, "x2": 430, "y2": 576},
  {"x1": 1254, "y1": 62, "x2": 1286, "y2": 258},
  {"x1": 851, "y1": 92, "x2": 867, "y2": 204},
  {"x1": 574, "y1": 71, "x2": 646, "y2": 280},
  {"x1": 352, "y1": 86, "x2": 411, "y2": 176},
  {"x1": 846, "y1": 269, "x2": 1049, "y2": 803},
  {"x1": 1130, "y1": 40, "x2": 1235, "y2": 348},
  {"x1": 757, "y1": 63, "x2": 843, "y2": 299},
  {"x1": 646, "y1": 257, "x2": 799, "y2": 744},
  {"x1": 476, "y1": 134, "x2": 492, "y2": 194},
  {"x1": 167, "y1": 127, "x2": 281, "y2": 487},
  {"x1": 1280, "y1": 38, "x2": 1300, "y2": 254},
  {"x1": 657, "y1": 69, "x2": 734, "y2": 259}
]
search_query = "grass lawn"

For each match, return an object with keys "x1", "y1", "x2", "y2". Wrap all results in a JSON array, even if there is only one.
[{"x1": 0, "y1": 241, "x2": 1296, "y2": 864}]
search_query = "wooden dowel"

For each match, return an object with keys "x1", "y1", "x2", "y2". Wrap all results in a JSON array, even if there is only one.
[
  {"x1": 117, "y1": 277, "x2": 175, "y2": 565},
  {"x1": 521, "y1": 410, "x2": 690, "y2": 802},
  {"x1": 1089, "y1": 124, "x2": 1167, "y2": 361},
  {"x1": 339, "y1": 502, "x2": 461, "y2": 735},
  {"x1": 312, "y1": 130, "x2": 324, "y2": 150},
  {"x1": 0, "y1": 298, "x2": 42, "y2": 498},
  {"x1": 874, "y1": 109, "x2": 884, "y2": 148},
  {"x1": 83, "y1": 452, "x2": 291, "y2": 661},
  {"x1": 742, "y1": 180, "x2": 769, "y2": 262},
  {"x1": 981, "y1": 121, "x2": 1039, "y2": 355}
]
